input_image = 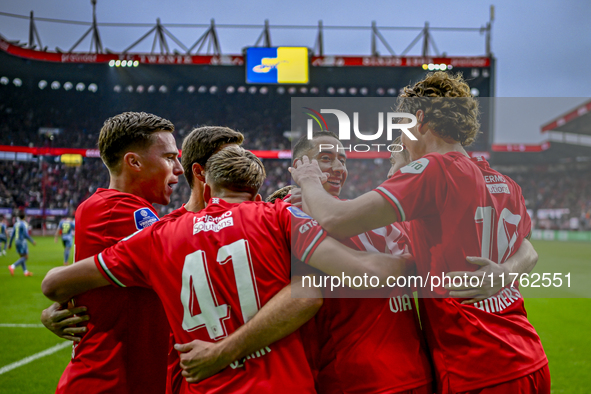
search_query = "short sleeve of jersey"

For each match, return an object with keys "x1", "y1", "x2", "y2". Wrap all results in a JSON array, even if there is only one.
[
  {"x1": 109, "y1": 197, "x2": 159, "y2": 236},
  {"x1": 285, "y1": 205, "x2": 328, "y2": 264},
  {"x1": 349, "y1": 223, "x2": 410, "y2": 257},
  {"x1": 94, "y1": 227, "x2": 156, "y2": 289},
  {"x1": 374, "y1": 155, "x2": 447, "y2": 222}
]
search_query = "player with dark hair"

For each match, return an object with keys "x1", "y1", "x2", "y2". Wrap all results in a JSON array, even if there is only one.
[
  {"x1": 290, "y1": 132, "x2": 434, "y2": 394},
  {"x1": 42, "y1": 123, "x2": 323, "y2": 393},
  {"x1": 7, "y1": 210, "x2": 36, "y2": 276},
  {"x1": 291, "y1": 71, "x2": 549, "y2": 393},
  {"x1": 181, "y1": 125, "x2": 244, "y2": 212},
  {"x1": 43, "y1": 111, "x2": 184, "y2": 394},
  {"x1": 292, "y1": 130, "x2": 346, "y2": 197},
  {"x1": 54, "y1": 216, "x2": 75, "y2": 265},
  {"x1": 41, "y1": 145, "x2": 408, "y2": 393}
]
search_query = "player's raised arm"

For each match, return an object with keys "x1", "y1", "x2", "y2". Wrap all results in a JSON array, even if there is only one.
[
  {"x1": 289, "y1": 203, "x2": 410, "y2": 288},
  {"x1": 174, "y1": 275, "x2": 323, "y2": 383},
  {"x1": 445, "y1": 238, "x2": 539, "y2": 304},
  {"x1": 290, "y1": 156, "x2": 398, "y2": 239},
  {"x1": 42, "y1": 257, "x2": 110, "y2": 304},
  {"x1": 305, "y1": 235, "x2": 411, "y2": 288}
]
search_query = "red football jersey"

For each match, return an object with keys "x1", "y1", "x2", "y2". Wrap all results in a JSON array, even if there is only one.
[
  {"x1": 95, "y1": 198, "x2": 325, "y2": 394},
  {"x1": 57, "y1": 188, "x2": 170, "y2": 394},
  {"x1": 161, "y1": 205, "x2": 189, "y2": 394},
  {"x1": 375, "y1": 152, "x2": 547, "y2": 393},
  {"x1": 313, "y1": 223, "x2": 433, "y2": 394}
]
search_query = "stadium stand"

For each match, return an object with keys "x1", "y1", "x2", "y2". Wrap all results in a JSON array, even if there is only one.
[{"x1": 0, "y1": 18, "x2": 589, "y2": 232}]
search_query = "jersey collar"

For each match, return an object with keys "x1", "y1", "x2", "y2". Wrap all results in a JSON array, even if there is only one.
[{"x1": 206, "y1": 197, "x2": 235, "y2": 209}]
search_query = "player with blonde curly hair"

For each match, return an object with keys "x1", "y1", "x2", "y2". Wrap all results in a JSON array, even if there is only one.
[
  {"x1": 396, "y1": 72, "x2": 480, "y2": 147},
  {"x1": 291, "y1": 71, "x2": 550, "y2": 393}
]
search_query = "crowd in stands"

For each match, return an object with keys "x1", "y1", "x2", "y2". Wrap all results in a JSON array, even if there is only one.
[
  {"x1": 0, "y1": 157, "x2": 390, "y2": 217},
  {"x1": 2, "y1": 155, "x2": 590, "y2": 231},
  {"x1": 0, "y1": 159, "x2": 108, "y2": 213},
  {"x1": 0, "y1": 84, "x2": 291, "y2": 151},
  {"x1": 512, "y1": 169, "x2": 591, "y2": 230},
  {"x1": 1, "y1": 83, "x2": 590, "y2": 230}
]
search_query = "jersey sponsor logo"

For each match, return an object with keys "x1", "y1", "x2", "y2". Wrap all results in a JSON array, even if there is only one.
[
  {"x1": 486, "y1": 183, "x2": 510, "y2": 194},
  {"x1": 484, "y1": 174, "x2": 506, "y2": 183},
  {"x1": 193, "y1": 215, "x2": 234, "y2": 234},
  {"x1": 400, "y1": 158, "x2": 429, "y2": 174},
  {"x1": 299, "y1": 219, "x2": 318, "y2": 234},
  {"x1": 287, "y1": 206, "x2": 313, "y2": 219},
  {"x1": 133, "y1": 208, "x2": 159, "y2": 230}
]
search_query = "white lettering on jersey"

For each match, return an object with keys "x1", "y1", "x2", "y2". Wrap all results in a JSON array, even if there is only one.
[
  {"x1": 474, "y1": 287, "x2": 522, "y2": 313},
  {"x1": 229, "y1": 346, "x2": 272, "y2": 369},
  {"x1": 400, "y1": 158, "x2": 429, "y2": 174},
  {"x1": 193, "y1": 217, "x2": 234, "y2": 234},
  {"x1": 389, "y1": 294, "x2": 413, "y2": 313},
  {"x1": 192, "y1": 211, "x2": 234, "y2": 234},
  {"x1": 299, "y1": 220, "x2": 319, "y2": 234},
  {"x1": 484, "y1": 174, "x2": 507, "y2": 183},
  {"x1": 486, "y1": 183, "x2": 510, "y2": 194}
]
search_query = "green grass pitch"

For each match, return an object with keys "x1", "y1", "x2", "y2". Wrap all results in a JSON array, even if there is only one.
[{"x1": 0, "y1": 237, "x2": 589, "y2": 392}]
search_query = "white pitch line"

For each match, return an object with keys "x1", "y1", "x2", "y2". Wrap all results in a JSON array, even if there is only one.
[
  {"x1": 0, "y1": 341, "x2": 70, "y2": 375},
  {"x1": 0, "y1": 324, "x2": 44, "y2": 328}
]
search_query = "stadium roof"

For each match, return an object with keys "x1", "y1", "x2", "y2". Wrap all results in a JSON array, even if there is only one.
[
  {"x1": 541, "y1": 99, "x2": 591, "y2": 136},
  {"x1": 489, "y1": 99, "x2": 591, "y2": 165},
  {"x1": 0, "y1": 8, "x2": 494, "y2": 58},
  {"x1": 492, "y1": 141, "x2": 591, "y2": 165}
]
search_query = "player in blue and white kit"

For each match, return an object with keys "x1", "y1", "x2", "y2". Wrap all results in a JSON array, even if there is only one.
[
  {"x1": 55, "y1": 216, "x2": 75, "y2": 265},
  {"x1": 8, "y1": 211, "x2": 36, "y2": 276},
  {"x1": 0, "y1": 215, "x2": 8, "y2": 256}
]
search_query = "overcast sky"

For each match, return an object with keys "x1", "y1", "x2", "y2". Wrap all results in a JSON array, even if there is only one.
[{"x1": 1, "y1": 0, "x2": 590, "y2": 144}]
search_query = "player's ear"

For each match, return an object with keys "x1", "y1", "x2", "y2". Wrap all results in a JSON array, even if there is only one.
[
  {"x1": 415, "y1": 110, "x2": 428, "y2": 135},
  {"x1": 415, "y1": 109, "x2": 424, "y2": 123},
  {"x1": 192, "y1": 163, "x2": 206, "y2": 183},
  {"x1": 123, "y1": 152, "x2": 142, "y2": 172},
  {"x1": 203, "y1": 183, "x2": 212, "y2": 203}
]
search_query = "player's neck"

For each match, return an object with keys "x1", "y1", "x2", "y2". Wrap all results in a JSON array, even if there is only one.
[
  {"x1": 108, "y1": 175, "x2": 150, "y2": 202},
  {"x1": 211, "y1": 191, "x2": 255, "y2": 205},
  {"x1": 185, "y1": 182, "x2": 206, "y2": 213},
  {"x1": 185, "y1": 194, "x2": 204, "y2": 213},
  {"x1": 421, "y1": 131, "x2": 469, "y2": 158}
]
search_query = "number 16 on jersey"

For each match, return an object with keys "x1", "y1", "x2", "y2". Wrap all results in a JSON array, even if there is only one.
[{"x1": 475, "y1": 206, "x2": 522, "y2": 264}]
